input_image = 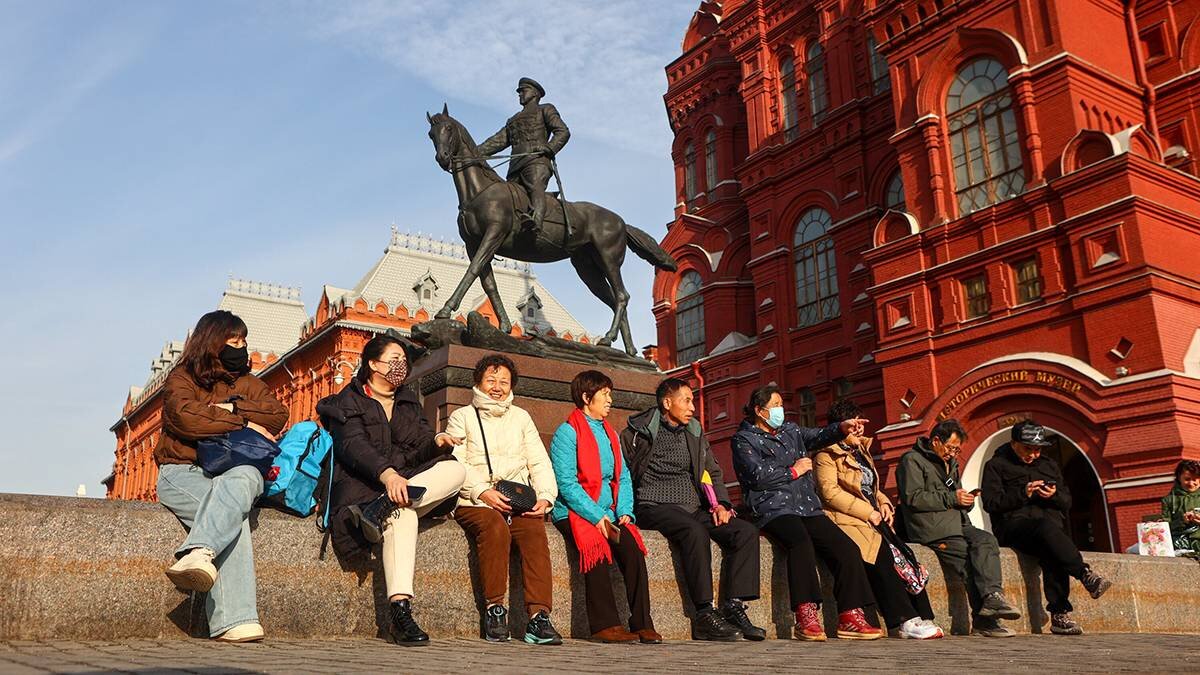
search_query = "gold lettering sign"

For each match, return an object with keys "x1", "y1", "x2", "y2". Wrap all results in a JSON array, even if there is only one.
[{"x1": 936, "y1": 370, "x2": 1084, "y2": 420}]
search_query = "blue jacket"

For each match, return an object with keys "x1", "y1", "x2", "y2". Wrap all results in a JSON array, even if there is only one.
[
  {"x1": 730, "y1": 419, "x2": 845, "y2": 526},
  {"x1": 548, "y1": 416, "x2": 636, "y2": 524}
]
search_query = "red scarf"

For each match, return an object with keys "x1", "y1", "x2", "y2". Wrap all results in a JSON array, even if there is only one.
[{"x1": 567, "y1": 408, "x2": 647, "y2": 572}]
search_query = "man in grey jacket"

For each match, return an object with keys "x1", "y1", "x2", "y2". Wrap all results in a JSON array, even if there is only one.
[{"x1": 897, "y1": 419, "x2": 1020, "y2": 637}]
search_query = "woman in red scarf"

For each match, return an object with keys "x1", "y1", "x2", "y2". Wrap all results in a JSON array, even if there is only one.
[{"x1": 549, "y1": 370, "x2": 660, "y2": 644}]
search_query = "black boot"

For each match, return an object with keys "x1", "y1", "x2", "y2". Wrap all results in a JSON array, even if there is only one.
[
  {"x1": 481, "y1": 604, "x2": 510, "y2": 642},
  {"x1": 692, "y1": 607, "x2": 743, "y2": 641},
  {"x1": 720, "y1": 600, "x2": 766, "y2": 641},
  {"x1": 389, "y1": 599, "x2": 429, "y2": 646},
  {"x1": 349, "y1": 493, "x2": 395, "y2": 544}
]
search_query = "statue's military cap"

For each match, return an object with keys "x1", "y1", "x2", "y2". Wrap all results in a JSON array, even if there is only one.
[{"x1": 517, "y1": 77, "x2": 545, "y2": 98}]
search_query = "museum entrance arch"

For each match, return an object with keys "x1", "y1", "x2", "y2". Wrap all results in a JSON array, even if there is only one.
[{"x1": 961, "y1": 425, "x2": 1113, "y2": 552}]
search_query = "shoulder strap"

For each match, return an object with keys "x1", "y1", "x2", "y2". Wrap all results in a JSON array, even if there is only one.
[{"x1": 473, "y1": 406, "x2": 495, "y2": 482}]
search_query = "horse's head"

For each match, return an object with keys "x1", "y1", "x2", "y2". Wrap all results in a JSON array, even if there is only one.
[{"x1": 426, "y1": 103, "x2": 461, "y2": 171}]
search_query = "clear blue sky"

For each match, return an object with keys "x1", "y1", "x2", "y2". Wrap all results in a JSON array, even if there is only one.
[{"x1": 0, "y1": 0, "x2": 698, "y2": 496}]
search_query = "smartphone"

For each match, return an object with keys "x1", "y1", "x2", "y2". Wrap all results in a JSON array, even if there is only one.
[
  {"x1": 406, "y1": 485, "x2": 427, "y2": 502},
  {"x1": 969, "y1": 488, "x2": 982, "y2": 496},
  {"x1": 1043, "y1": 480, "x2": 1057, "y2": 488},
  {"x1": 601, "y1": 519, "x2": 621, "y2": 544}
]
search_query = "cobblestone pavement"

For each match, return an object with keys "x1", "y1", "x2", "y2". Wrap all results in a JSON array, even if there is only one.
[{"x1": 0, "y1": 634, "x2": 1196, "y2": 674}]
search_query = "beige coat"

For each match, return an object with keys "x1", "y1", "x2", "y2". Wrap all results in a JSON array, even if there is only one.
[
  {"x1": 447, "y1": 387, "x2": 557, "y2": 509},
  {"x1": 813, "y1": 437, "x2": 893, "y2": 563}
]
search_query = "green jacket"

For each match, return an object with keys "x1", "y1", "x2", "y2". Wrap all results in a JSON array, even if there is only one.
[
  {"x1": 896, "y1": 437, "x2": 972, "y2": 543},
  {"x1": 1161, "y1": 484, "x2": 1200, "y2": 546}
]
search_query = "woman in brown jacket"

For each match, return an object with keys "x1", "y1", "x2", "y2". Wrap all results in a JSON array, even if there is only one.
[
  {"x1": 814, "y1": 400, "x2": 944, "y2": 640},
  {"x1": 154, "y1": 310, "x2": 289, "y2": 643}
]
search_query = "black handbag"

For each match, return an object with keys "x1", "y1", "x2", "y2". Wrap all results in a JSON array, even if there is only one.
[{"x1": 474, "y1": 407, "x2": 537, "y2": 515}]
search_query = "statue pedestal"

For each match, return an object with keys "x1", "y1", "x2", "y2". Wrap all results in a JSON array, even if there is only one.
[{"x1": 408, "y1": 343, "x2": 662, "y2": 445}]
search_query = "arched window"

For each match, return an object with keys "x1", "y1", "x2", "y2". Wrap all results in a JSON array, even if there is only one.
[
  {"x1": 675, "y1": 271, "x2": 706, "y2": 365},
  {"x1": 867, "y1": 35, "x2": 890, "y2": 93},
  {"x1": 684, "y1": 142, "x2": 697, "y2": 209},
  {"x1": 807, "y1": 42, "x2": 829, "y2": 122},
  {"x1": 705, "y1": 130, "x2": 718, "y2": 190},
  {"x1": 780, "y1": 55, "x2": 798, "y2": 138},
  {"x1": 794, "y1": 207, "x2": 839, "y2": 327},
  {"x1": 946, "y1": 58, "x2": 1025, "y2": 214},
  {"x1": 885, "y1": 170, "x2": 905, "y2": 210}
]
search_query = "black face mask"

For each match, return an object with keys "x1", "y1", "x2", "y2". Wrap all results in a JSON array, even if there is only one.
[{"x1": 219, "y1": 344, "x2": 250, "y2": 374}]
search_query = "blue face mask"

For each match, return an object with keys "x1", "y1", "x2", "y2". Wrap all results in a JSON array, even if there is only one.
[{"x1": 764, "y1": 406, "x2": 785, "y2": 429}]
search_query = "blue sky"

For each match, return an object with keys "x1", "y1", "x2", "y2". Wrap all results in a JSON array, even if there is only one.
[{"x1": 0, "y1": 0, "x2": 698, "y2": 496}]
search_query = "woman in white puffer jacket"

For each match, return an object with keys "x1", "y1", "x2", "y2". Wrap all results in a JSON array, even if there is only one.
[{"x1": 447, "y1": 354, "x2": 561, "y2": 645}]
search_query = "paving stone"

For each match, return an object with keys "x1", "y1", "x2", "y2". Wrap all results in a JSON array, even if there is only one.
[{"x1": 2, "y1": 635, "x2": 1198, "y2": 674}]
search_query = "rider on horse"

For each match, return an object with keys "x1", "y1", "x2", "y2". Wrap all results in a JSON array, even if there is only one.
[{"x1": 476, "y1": 77, "x2": 570, "y2": 236}]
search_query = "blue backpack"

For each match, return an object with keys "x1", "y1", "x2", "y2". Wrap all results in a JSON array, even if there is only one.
[{"x1": 263, "y1": 421, "x2": 333, "y2": 521}]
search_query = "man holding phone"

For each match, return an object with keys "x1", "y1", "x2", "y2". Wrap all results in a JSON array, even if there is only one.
[
  {"x1": 897, "y1": 419, "x2": 1020, "y2": 637},
  {"x1": 982, "y1": 421, "x2": 1112, "y2": 635}
]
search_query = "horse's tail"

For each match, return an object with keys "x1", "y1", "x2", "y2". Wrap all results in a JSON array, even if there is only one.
[{"x1": 626, "y1": 225, "x2": 677, "y2": 271}]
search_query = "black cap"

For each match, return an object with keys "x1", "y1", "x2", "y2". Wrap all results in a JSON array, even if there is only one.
[
  {"x1": 1012, "y1": 420, "x2": 1053, "y2": 447},
  {"x1": 517, "y1": 77, "x2": 545, "y2": 98}
]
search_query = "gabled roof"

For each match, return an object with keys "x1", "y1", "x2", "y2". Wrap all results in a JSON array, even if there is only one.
[
  {"x1": 347, "y1": 228, "x2": 591, "y2": 338},
  {"x1": 218, "y1": 279, "x2": 308, "y2": 357}
]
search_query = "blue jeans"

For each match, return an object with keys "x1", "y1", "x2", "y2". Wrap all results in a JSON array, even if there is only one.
[{"x1": 157, "y1": 463, "x2": 263, "y2": 636}]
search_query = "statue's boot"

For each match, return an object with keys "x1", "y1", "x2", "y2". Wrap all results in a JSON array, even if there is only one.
[{"x1": 519, "y1": 205, "x2": 542, "y2": 236}]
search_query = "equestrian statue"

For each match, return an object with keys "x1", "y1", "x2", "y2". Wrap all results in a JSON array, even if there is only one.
[{"x1": 425, "y1": 78, "x2": 676, "y2": 357}]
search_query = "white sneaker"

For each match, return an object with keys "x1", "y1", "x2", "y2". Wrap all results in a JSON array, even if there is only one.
[
  {"x1": 898, "y1": 617, "x2": 943, "y2": 639},
  {"x1": 166, "y1": 547, "x2": 217, "y2": 592},
  {"x1": 214, "y1": 622, "x2": 264, "y2": 643}
]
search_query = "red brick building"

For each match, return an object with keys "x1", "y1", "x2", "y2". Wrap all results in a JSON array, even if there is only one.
[{"x1": 658, "y1": 0, "x2": 1200, "y2": 552}]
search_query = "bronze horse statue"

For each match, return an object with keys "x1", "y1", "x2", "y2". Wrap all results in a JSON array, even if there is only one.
[{"x1": 426, "y1": 104, "x2": 676, "y2": 356}]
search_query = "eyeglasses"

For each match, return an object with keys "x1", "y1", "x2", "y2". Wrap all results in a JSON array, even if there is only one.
[{"x1": 936, "y1": 440, "x2": 961, "y2": 453}]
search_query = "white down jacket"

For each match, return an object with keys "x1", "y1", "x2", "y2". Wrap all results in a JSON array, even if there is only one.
[{"x1": 447, "y1": 387, "x2": 558, "y2": 509}]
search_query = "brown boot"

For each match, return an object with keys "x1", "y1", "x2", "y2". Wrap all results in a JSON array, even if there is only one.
[
  {"x1": 636, "y1": 628, "x2": 663, "y2": 644},
  {"x1": 591, "y1": 626, "x2": 640, "y2": 643}
]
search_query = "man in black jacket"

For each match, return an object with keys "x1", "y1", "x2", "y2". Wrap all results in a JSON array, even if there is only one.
[
  {"x1": 981, "y1": 421, "x2": 1112, "y2": 635},
  {"x1": 621, "y1": 378, "x2": 764, "y2": 642}
]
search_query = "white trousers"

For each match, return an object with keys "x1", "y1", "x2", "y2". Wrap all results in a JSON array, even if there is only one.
[{"x1": 381, "y1": 460, "x2": 466, "y2": 598}]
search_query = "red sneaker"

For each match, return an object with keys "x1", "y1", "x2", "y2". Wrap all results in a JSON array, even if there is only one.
[
  {"x1": 793, "y1": 602, "x2": 826, "y2": 641},
  {"x1": 836, "y1": 608, "x2": 884, "y2": 640}
]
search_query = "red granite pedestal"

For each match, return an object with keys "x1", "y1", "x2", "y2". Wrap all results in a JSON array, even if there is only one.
[{"x1": 407, "y1": 343, "x2": 662, "y2": 444}]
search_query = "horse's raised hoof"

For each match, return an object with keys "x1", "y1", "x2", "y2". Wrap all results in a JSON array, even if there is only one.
[{"x1": 434, "y1": 308, "x2": 453, "y2": 320}]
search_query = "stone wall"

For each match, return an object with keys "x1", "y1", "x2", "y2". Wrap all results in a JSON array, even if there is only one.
[{"x1": 2, "y1": 494, "x2": 1197, "y2": 640}]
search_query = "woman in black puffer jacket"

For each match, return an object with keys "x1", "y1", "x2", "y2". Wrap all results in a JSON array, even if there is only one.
[{"x1": 316, "y1": 333, "x2": 465, "y2": 646}]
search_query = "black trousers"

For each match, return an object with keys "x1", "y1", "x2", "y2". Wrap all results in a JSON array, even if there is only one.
[
  {"x1": 928, "y1": 525, "x2": 1004, "y2": 618},
  {"x1": 760, "y1": 514, "x2": 875, "y2": 614},
  {"x1": 554, "y1": 519, "x2": 655, "y2": 634},
  {"x1": 1000, "y1": 517, "x2": 1086, "y2": 613},
  {"x1": 636, "y1": 504, "x2": 760, "y2": 610},
  {"x1": 863, "y1": 528, "x2": 935, "y2": 629}
]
